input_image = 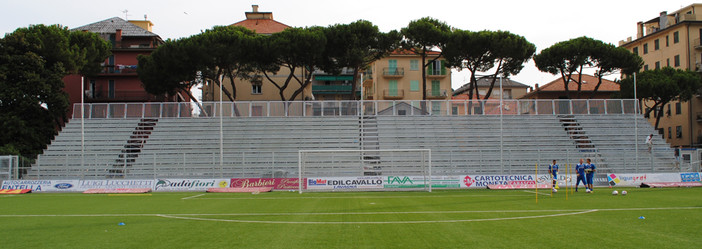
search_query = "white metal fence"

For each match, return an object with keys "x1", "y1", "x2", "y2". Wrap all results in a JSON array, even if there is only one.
[
  {"x1": 72, "y1": 99, "x2": 639, "y2": 119},
  {"x1": 0, "y1": 155, "x2": 18, "y2": 180}
]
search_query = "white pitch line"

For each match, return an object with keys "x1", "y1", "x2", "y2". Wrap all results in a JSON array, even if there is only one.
[
  {"x1": 0, "y1": 206, "x2": 699, "y2": 219},
  {"x1": 522, "y1": 190, "x2": 549, "y2": 196},
  {"x1": 195, "y1": 194, "x2": 533, "y2": 200},
  {"x1": 155, "y1": 210, "x2": 599, "y2": 224},
  {"x1": 181, "y1": 194, "x2": 205, "y2": 200}
]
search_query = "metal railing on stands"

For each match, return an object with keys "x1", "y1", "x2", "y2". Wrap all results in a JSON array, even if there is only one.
[{"x1": 72, "y1": 99, "x2": 639, "y2": 119}]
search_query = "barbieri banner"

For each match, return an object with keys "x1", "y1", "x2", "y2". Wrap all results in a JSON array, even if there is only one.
[{"x1": 230, "y1": 178, "x2": 304, "y2": 190}]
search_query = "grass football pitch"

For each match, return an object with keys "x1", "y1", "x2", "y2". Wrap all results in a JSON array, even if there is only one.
[{"x1": 1, "y1": 187, "x2": 701, "y2": 249}]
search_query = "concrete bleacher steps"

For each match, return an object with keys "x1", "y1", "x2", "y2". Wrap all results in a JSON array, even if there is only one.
[{"x1": 27, "y1": 114, "x2": 676, "y2": 179}]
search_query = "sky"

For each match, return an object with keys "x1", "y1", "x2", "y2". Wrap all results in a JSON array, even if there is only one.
[{"x1": 1, "y1": 0, "x2": 694, "y2": 90}]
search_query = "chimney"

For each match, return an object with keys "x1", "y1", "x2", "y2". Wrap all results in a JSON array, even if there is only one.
[
  {"x1": 252, "y1": 5, "x2": 259, "y2": 12},
  {"x1": 660, "y1": 11, "x2": 668, "y2": 29},
  {"x1": 115, "y1": 29, "x2": 122, "y2": 48},
  {"x1": 534, "y1": 84, "x2": 539, "y2": 90},
  {"x1": 637, "y1": 21, "x2": 644, "y2": 38}
]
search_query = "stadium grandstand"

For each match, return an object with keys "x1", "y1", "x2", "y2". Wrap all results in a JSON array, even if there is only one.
[{"x1": 22, "y1": 99, "x2": 678, "y2": 180}]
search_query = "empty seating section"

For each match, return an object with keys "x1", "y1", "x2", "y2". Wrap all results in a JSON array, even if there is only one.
[
  {"x1": 575, "y1": 115, "x2": 676, "y2": 172},
  {"x1": 30, "y1": 119, "x2": 141, "y2": 179},
  {"x1": 27, "y1": 112, "x2": 675, "y2": 179},
  {"x1": 377, "y1": 116, "x2": 586, "y2": 175},
  {"x1": 130, "y1": 117, "x2": 359, "y2": 178}
]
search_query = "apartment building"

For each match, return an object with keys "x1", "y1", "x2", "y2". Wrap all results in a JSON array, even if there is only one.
[{"x1": 619, "y1": 4, "x2": 702, "y2": 147}]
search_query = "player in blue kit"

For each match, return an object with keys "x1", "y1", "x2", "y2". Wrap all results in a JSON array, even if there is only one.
[
  {"x1": 575, "y1": 159, "x2": 586, "y2": 192},
  {"x1": 548, "y1": 160, "x2": 559, "y2": 190},
  {"x1": 584, "y1": 158, "x2": 596, "y2": 192}
]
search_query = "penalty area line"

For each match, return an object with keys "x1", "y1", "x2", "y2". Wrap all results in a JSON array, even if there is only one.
[{"x1": 182, "y1": 194, "x2": 205, "y2": 200}]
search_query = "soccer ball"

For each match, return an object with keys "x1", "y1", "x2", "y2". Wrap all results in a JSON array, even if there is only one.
[
  {"x1": 621, "y1": 190, "x2": 628, "y2": 196},
  {"x1": 552, "y1": 188, "x2": 557, "y2": 193},
  {"x1": 586, "y1": 189, "x2": 591, "y2": 193},
  {"x1": 612, "y1": 190, "x2": 619, "y2": 195}
]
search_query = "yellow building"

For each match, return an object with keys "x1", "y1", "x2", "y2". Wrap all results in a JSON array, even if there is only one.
[
  {"x1": 619, "y1": 4, "x2": 702, "y2": 147},
  {"x1": 365, "y1": 50, "x2": 452, "y2": 101}
]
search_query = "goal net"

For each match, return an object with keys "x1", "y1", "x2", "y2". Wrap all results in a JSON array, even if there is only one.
[{"x1": 298, "y1": 149, "x2": 431, "y2": 193}]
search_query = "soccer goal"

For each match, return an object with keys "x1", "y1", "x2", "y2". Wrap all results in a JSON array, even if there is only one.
[{"x1": 298, "y1": 149, "x2": 431, "y2": 193}]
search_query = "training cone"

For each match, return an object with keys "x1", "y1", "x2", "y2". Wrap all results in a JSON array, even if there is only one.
[
  {"x1": 118, "y1": 222, "x2": 125, "y2": 226},
  {"x1": 638, "y1": 216, "x2": 645, "y2": 220}
]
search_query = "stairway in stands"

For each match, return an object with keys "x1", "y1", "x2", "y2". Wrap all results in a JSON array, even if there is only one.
[
  {"x1": 557, "y1": 115, "x2": 604, "y2": 167},
  {"x1": 359, "y1": 116, "x2": 381, "y2": 175},
  {"x1": 110, "y1": 118, "x2": 158, "y2": 177}
]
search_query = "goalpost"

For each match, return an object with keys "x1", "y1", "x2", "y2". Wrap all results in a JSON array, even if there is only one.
[{"x1": 298, "y1": 149, "x2": 431, "y2": 193}]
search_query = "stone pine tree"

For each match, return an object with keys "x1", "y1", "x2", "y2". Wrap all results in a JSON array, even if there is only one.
[
  {"x1": 534, "y1": 36, "x2": 642, "y2": 99},
  {"x1": 320, "y1": 20, "x2": 400, "y2": 100},
  {"x1": 444, "y1": 30, "x2": 535, "y2": 103},
  {"x1": 401, "y1": 17, "x2": 451, "y2": 100},
  {"x1": 619, "y1": 67, "x2": 702, "y2": 129}
]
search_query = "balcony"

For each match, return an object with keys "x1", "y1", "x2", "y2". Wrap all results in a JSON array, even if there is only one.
[
  {"x1": 426, "y1": 89, "x2": 448, "y2": 99},
  {"x1": 383, "y1": 89, "x2": 404, "y2": 99},
  {"x1": 694, "y1": 39, "x2": 702, "y2": 50},
  {"x1": 312, "y1": 85, "x2": 354, "y2": 95},
  {"x1": 100, "y1": 65, "x2": 138, "y2": 75},
  {"x1": 382, "y1": 67, "x2": 404, "y2": 78},
  {"x1": 426, "y1": 69, "x2": 447, "y2": 78},
  {"x1": 86, "y1": 90, "x2": 163, "y2": 102}
]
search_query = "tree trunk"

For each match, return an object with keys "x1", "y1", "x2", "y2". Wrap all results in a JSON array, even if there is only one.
[
  {"x1": 350, "y1": 67, "x2": 360, "y2": 100},
  {"x1": 483, "y1": 60, "x2": 503, "y2": 100},
  {"x1": 654, "y1": 101, "x2": 666, "y2": 130},
  {"x1": 213, "y1": 79, "x2": 234, "y2": 101},
  {"x1": 589, "y1": 75, "x2": 604, "y2": 99}
]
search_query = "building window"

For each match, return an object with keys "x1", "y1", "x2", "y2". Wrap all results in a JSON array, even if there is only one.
[
  {"x1": 633, "y1": 47, "x2": 638, "y2": 55},
  {"x1": 88, "y1": 80, "x2": 96, "y2": 98},
  {"x1": 674, "y1": 55, "x2": 680, "y2": 67},
  {"x1": 667, "y1": 58, "x2": 670, "y2": 67},
  {"x1": 675, "y1": 102, "x2": 681, "y2": 114},
  {"x1": 674, "y1": 31, "x2": 679, "y2": 43},
  {"x1": 388, "y1": 59, "x2": 397, "y2": 69},
  {"x1": 655, "y1": 61, "x2": 660, "y2": 69},
  {"x1": 644, "y1": 65, "x2": 649, "y2": 71},
  {"x1": 251, "y1": 84, "x2": 262, "y2": 94},
  {"x1": 108, "y1": 80, "x2": 115, "y2": 98},
  {"x1": 388, "y1": 80, "x2": 398, "y2": 96},
  {"x1": 668, "y1": 127, "x2": 672, "y2": 139},
  {"x1": 654, "y1": 39, "x2": 659, "y2": 50},
  {"x1": 666, "y1": 35, "x2": 669, "y2": 46},
  {"x1": 431, "y1": 80, "x2": 441, "y2": 96},
  {"x1": 431, "y1": 102, "x2": 441, "y2": 114},
  {"x1": 643, "y1": 43, "x2": 648, "y2": 54},
  {"x1": 410, "y1": 60, "x2": 419, "y2": 71},
  {"x1": 427, "y1": 60, "x2": 446, "y2": 75},
  {"x1": 667, "y1": 104, "x2": 671, "y2": 116},
  {"x1": 410, "y1": 80, "x2": 419, "y2": 92},
  {"x1": 452, "y1": 106, "x2": 458, "y2": 115},
  {"x1": 676, "y1": 126, "x2": 683, "y2": 138}
]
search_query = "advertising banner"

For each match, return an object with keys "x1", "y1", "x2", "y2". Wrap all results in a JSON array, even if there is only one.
[
  {"x1": 78, "y1": 179, "x2": 155, "y2": 190},
  {"x1": 680, "y1": 172, "x2": 701, "y2": 182},
  {"x1": 383, "y1": 176, "x2": 460, "y2": 189},
  {"x1": 306, "y1": 176, "x2": 383, "y2": 190},
  {"x1": 460, "y1": 174, "x2": 550, "y2": 188},
  {"x1": 598, "y1": 173, "x2": 682, "y2": 187},
  {"x1": 229, "y1": 178, "x2": 303, "y2": 190},
  {"x1": 1, "y1": 180, "x2": 80, "y2": 192},
  {"x1": 153, "y1": 179, "x2": 230, "y2": 192}
]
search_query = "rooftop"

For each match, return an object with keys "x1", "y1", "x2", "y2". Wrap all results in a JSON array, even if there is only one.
[
  {"x1": 453, "y1": 77, "x2": 529, "y2": 96},
  {"x1": 230, "y1": 5, "x2": 290, "y2": 34},
  {"x1": 71, "y1": 17, "x2": 160, "y2": 37}
]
